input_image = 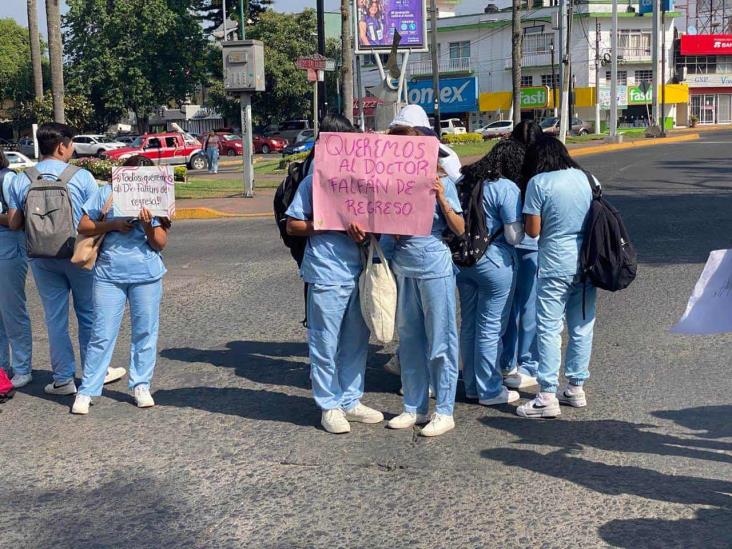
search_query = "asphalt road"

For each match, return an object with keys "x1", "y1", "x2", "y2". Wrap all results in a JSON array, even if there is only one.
[{"x1": 2, "y1": 131, "x2": 732, "y2": 548}]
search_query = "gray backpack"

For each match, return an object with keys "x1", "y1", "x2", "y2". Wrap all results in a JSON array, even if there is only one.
[{"x1": 23, "y1": 165, "x2": 80, "y2": 259}]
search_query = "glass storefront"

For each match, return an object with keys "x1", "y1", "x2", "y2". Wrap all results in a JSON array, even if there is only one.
[{"x1": 691, "y1": 94, "x2": 732, "y2": 124}]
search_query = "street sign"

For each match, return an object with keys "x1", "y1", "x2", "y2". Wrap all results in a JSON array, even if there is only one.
[
  {"x1": 296, "y1": 54, "x2": 327, "y2": 71},
  {"x1": 520, "y1": 87, "x2": 549, "y2": 108},
  {"x1": 325, "y1": 59, "x2": 337, "y2": 72}
]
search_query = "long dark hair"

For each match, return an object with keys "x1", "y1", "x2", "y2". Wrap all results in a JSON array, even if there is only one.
[
  {"x1": 523, "y1": 135, "x2": 581, "y2": 182},
  {"x1": 460, "y1": 138, "x2": 525, "y2": 185},
  {"x1": 511, "y1": 121, "x2": 543, "y2": 148}
]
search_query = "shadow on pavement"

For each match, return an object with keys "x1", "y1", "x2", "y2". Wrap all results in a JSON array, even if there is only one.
[{"x1": 652, "y1": 405, "x2": 732, "y2": 439}]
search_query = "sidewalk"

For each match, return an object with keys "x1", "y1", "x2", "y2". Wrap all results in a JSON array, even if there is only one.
[{"x1": 176, "y1": 128, "x2": 706, "y2": 220}]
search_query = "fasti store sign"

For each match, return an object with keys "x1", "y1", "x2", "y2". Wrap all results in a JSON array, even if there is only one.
[
  {"x1": 629, "y1": 86, "x2": 653, "y2": 105},
  {"x1": 521, "y1": 87, "x2": 549, "y2": 108},
  {"x1": 408, "y1": 76, "x2": 478, "y2": 114}
]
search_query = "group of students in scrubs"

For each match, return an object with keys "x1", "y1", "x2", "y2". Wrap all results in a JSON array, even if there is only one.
[
  {"x1": 289, "y1": 106, "x2": 598, "y2": 436},
  {"x1": 0, "y1": 122, "x2": 170, "y2": 415}
]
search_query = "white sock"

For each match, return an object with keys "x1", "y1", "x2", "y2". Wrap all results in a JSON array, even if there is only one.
[
  {"x1": 538, "y1": 391, "x2": 557, "y2": 404},
  {"x1": 565, "y1": 383, "x2": 584, "y2": 395}
]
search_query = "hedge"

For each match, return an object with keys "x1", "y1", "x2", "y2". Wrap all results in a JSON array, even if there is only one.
[
  {"x1": 70, "y1": 158, "x2": 187, "y2": 183},
  {"x1": 278, "y1": 151, "x2": 310, "y2": 170},
  {"x1": 441, "y1": 133, "x2": 484, "y2": 145}
]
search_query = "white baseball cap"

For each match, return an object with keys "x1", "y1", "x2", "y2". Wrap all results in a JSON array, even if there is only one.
[{"x1": 389, "y1": 104, "x2": 430, "y2": 128}]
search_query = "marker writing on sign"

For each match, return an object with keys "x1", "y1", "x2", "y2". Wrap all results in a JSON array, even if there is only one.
[
  {"x1": 328, "y1": 178, "x2": 415, "y2": 196},
  {"x1": 324, "y1": 134, "x2": 427, "y2": 160}
]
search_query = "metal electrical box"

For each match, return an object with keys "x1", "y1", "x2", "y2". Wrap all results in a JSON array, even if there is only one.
[{"x1": 222, "y1": 40, "x2": 265, "y2": 92}]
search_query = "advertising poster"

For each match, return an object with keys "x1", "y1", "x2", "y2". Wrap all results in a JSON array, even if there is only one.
[{"x1": 354, "y1": 0, "x2": 428, "y2": 53}]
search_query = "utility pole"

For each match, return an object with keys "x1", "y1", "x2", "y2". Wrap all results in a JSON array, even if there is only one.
[
  {"x1": 356, "y1": 57, "x2": 366, "y2": 131},
  {"x1": 341, "y1": 1, "x2": 354, "y2": 122},
  {"x1": 661, "y1": 4, "x2": 667, "y2": 136},
  {"x1": 651, "y1": 0, "x2": 660, "y2": 127},
  {"x1": 239, "y1": 0, "x2": 246, "y2": 39},
  {"x1": 317, "y1": 0, "x2": 327, "y2": 120},
  {"x1": 558, "y1": 0, "x2": 565, "y2": 109},
  {"x1": 559, "y1": 0, "x2": 573, "y2": 143},
  {"x1": 595, "y1": 19, "x2": 601, "y2": 134},
  {"x1": 609, "y1": 0, "x2": 619, "y2": 139},
  {"x1": 27, "y1": 0, "x2": 43, "y2": 101},
  {"x1": 511, "y1": 0, "x2": 523, "y2": 124},
  {"x1": 551, "y1": 39, "x2": 558, "y2": 116},
  {"x1": 430, "y1": 0, "x2": 441, "y2": 135}
]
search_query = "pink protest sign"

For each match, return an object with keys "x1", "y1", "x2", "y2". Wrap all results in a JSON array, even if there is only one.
[{"x1": 312, "y1": 132, "x2": 439, "y2": 236}]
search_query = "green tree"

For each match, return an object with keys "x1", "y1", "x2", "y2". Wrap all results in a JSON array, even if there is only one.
[
  {"x1": 194, "y1": 0, "x2": 272, "y2": 35},
  {"x1": 11, "y1": 92, "x2": 93, "y2": 132},
  {"x1": 0, "y1": 18, "x2": 36, "y2": 102},
  {"x1": 64, "y1": 0, "x2": 209, "y2": 132}
]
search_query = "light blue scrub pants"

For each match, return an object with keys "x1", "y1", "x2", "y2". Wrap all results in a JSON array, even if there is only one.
[
  {"x1": 0, "y1": 250, "x2": 32, "y2": 376},
  {"x1": 207, "y1": 147, "x2": 219, "y2": 173},
  {"x1": 535, "y1": 276, "x2": 597, "y2": 393},
  {"x1": 397, "y1": 275, "x2": 459, "y2": 416},
  {"x1": 501, "y1": 248, "x2": 539, "y2": 377},
  {"x1": 307, "y1": 283, "x2": 370, "y2": 411},
  {"x1": 30, "y1": 258, "x2": 94, "y2": 383},
  {"x1": 79, "y1": 278, "x2": 163, "y2": 396},
  {"x1": 457, "y1": 254, "x2": 516, "y2": 400}
]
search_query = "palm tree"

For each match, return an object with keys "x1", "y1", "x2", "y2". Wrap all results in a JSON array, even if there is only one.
[
  {"x1": 45, "y1": 0, "x2": 65, "y2": 123},
  {"x1": 511, "y1": 0, "x2": 522, "y2": 124},
  {"x1": 340, "y1": 0, "x2": 353, "y2": 122},
  {"x1": 27, "y1": 0, "x2": 44, "y2": 100}
]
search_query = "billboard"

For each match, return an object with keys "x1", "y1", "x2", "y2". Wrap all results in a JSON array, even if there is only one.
[
  {"x1": 639, "y1": 0, "x2": 673, "y2": 14},
  {"x1": 354, "y1": 0, "x2": 428, "y2": 54},
  {"x1": 599, "y1": 86, "x2": 628, "y2": 109},
  {"x1": 407, "y1": 76, "x2": 478, "y2": 114},
  {"x1": 680, "y1": 34, "x2": 732, "y2": 56}
]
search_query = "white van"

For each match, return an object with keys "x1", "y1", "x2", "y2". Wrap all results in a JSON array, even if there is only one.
[{"x1": 439, "y1": 118, "x2": 467, "y2": 136}]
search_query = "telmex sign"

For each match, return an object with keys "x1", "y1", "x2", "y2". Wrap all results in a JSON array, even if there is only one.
[
  {"x1": 680, "y1": 34, "x2": 732, "y2": 56},
  {"x1": 408, "y1": 77, "x2": 478, "y2": 114}
]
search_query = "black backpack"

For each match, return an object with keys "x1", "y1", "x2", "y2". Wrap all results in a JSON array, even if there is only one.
[
  {"x1": 580, "y1": 171, "x2": 637, "y2": 292},
  {"x1": 273, "y1": 152, "x2": 313, "y2": 268},
  {"x1": 444, "y1": 175, "x2": 502, "y2": 267}
]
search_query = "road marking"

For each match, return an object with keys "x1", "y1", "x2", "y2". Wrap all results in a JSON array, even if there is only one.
[{"x1": 685, "y1": 141, "x2": 732, "y2": 144}]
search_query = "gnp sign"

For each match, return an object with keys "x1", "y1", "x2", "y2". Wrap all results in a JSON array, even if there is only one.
[
  {"x1": 681, "y1": 35, "x2": 732, "y2": 56},
  {"x1": 408, "y1": 76, "x2": 478, "y2": 114}
]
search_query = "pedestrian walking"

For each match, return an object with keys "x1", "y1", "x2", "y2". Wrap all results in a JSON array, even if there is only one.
[
  {"x1": 501, "y1": 121, "x2": 544, "y2": 391},
  {"x1": 516, "y1": 135, "x2": 598, "y2": 419},
  {"x1": 204, "y1": 131, "x2": 221, "y2": 174},
  {"x1": 285, "y1": 114, "x2": 384, "y2": 434},
  {"x1": 7, "y1": 123, "x2": 98, "y2": 396},
  {"x1": 456, "y1": 139, "x2": 526, "y2": 407},
  {"x1": 0, "y1": 151, "x2": 32, "y2": 390},
  {"x1": 71, "y1": 156, "x2": 171, "y2": 414},
  {"x1": 386, "y1": 123, "x2": 465, "y2": 437}
]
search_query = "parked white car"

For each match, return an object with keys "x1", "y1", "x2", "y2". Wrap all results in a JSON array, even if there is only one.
[
  {"x1": 439, "y1": 118, "x2": 467, "y2": 137},
  {"x1": 73, "y1": 135, "x2": 126, "y2": 157},
  {"x1": 4, "y1": 151, "x2": 36, "y2": 170},
  {"x1": 479, "y1": 120, "x2": 514, "y2": 139}
]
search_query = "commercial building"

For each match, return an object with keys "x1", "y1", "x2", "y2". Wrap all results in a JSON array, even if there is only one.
[{"x1": 360, "y1": 0, "x2": 690, "y2": 131}]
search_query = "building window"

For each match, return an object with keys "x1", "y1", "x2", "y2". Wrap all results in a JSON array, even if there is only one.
[
  {"x1": 449, "y1": 41, "x2": 470, "y2": 60},
  {"x1": 618, "y1": 29, "x2": 651, "y2": 57},
  {"x1": 717, "y1": 56, "x2": 732, "y2": 73},
  {"x1": 541, "y1": 74, "x2": 560, "y2": 87},
  {"x1": 606, "y1": 70, "x2": 628, "y2": 85},
  {"x1": 521, "y1": 75, "x2": 534, "y2": 87},
  {"x1": 635, "y1": 70, "x2": 653, "y2": 83},
  {"x1": 524, "y1": 32, "x2": 553, "y2": 54}
]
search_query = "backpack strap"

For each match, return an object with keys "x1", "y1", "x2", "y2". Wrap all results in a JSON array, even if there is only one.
[
  {"x1": 99, "y1": 192, "x2": 114, "y2": 221},
  {"x1": 55, "y1": 165, "x2": 81, "y2": 187},
  {"x1": 582, "y1": 170, "x2": 602, "y2": 199},
  {"x1": 23, "y1": 166, "x2": 42, "y2": 184}
]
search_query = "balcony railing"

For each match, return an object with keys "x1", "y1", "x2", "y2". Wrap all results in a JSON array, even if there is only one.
[
  {"x1": 408, "y1": 57, "x2": 472, "y2": 76},
  {"x1": 505, "y1": 51, "x2": 555, "y2": 69}
]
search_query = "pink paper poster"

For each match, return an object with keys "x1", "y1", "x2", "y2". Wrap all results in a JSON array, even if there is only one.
[{"x1": 312, "y1": 132, "x2": 439, "y2": 236}]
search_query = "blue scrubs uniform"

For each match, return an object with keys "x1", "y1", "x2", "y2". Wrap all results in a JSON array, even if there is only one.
[
  {"x1": 9, "y1": 160, "x2": 98, "y2": 383},
  {"x1": 500, "y1": 232, "x2": 540, "y2": 378},
  {"x1": 286, "y1": 175, "x2": 370, "y2": 411},
  {"x1": 523, "y1": 168, "x2": 597, "y2": 393},
  {"x1": 457, "y1": 178, "x2": 521, "y2": 400},
  {"x1": 78, "y1": 185, "x2": 167, "y2": 397},
  {"x1": 0, "y1": 171, "x2": 32, "y2": 377},
  {"x1": 392, "y1": 176, "x2": 462, "y2": 417}
]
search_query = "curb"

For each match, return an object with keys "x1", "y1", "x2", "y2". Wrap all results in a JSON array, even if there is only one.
[
  {"x1": 175, "y1": 207, "x2": 272, "y2": 220},
  {"x1": 571, "y1": 132, "x2": 701, "y2": 157}
]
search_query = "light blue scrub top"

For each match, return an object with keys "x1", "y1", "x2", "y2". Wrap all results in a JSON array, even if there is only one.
[
  {"x1": 391, "y1": 176, "x2": 462, "y2": 280},
  {"x1": 9, "y1": 159, "x2": 99, "y2": 230},
  {"x1": 83, "y1": 185, "x2": 167, "y2": 284},
  {"x1": 480, "y1": 177, "x2": 522, "y2": 267},
  {"x1": 523, "y1": 168, "x2": 595, "y2": 279},
  {"x1": 0, "y1": 171, "x2": 24, "y2": 260},
  {"x1": 285, "y1": 175, "x2": 363, "y2": 286}
]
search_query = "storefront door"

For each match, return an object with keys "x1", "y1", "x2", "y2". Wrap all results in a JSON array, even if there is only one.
[
  {"x1": 718, "y1": 95, "x2": 732, "y2": 124},
  {"x1": 701, "y1": 94, "x2": 716, "y2": 124}
]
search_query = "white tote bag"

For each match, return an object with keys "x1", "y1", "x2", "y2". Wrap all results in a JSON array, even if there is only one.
[{"x1": 359, "y1": 235, "x2": 397, "y2": 343}]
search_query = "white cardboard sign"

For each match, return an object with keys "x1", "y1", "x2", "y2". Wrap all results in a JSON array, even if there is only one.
[
  {"x1": 672, "y1": 249, "x2": 732, "y2": 334},
  {"x1": 112, "y1": 166, "x2": 175, "y2": 218}
]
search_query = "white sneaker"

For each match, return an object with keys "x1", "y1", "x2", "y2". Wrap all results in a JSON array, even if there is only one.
[
  {"x1": 11, "y1": 373, "x2": 32, "y2": 388},
  {"x1": 71, "y1": 394, "x2": 92, "y2": 415},
  {"x1": 344, "y1": 403, "x2": 384, "y2": 424},
  {"x1": 44, "y1": 379, "x2": 77, "y2": 396},
  {"x1": 558, "y1": 384, "x2": 587, "y2": 408},
  {"x1": 104, "y1": 367, "x2": 126, "y2": 384},
  {"x1": 387, "y1": 411, "x2": 431, "y2": 429},
  {"x1": 383, "y1": 354, "x2": 401, "y2": 376},
  {"x1": 321, "y1": 409, "x2": 350, "y2": 434},
  {"x1": 479, "y1": 387, "x2": 520, "y2": 407},
  {"x1": 503, "y1": 368, "x2": 539, "y2": 390},
  {"x1": 516, "y1": 393, "x2": 561, "y2": 419},
  {"x1": 134, "y1": 385, "x2": 155, "y2": 408},
  {"x1": 420, "y1": 413, "x2": 455, "y2": 437}
]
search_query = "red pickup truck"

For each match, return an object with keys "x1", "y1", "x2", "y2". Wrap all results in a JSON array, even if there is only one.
[{"x1": 102, "y1": 132, "x2": 207, "y2": 169}]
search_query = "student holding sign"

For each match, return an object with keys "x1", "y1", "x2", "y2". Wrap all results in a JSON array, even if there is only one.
[
  {"x1": 285, "y1": 114, "x2": 385, "y2": 435},
  {"x1": 71, "y1": 158, "x2": 171, "y2": 415},
  {"x1": 386, "y1": 125, "x2": 465, "y2": 437},
  {"x1": 456, "y1": 139, "x2": 527, "y2": 406}
]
